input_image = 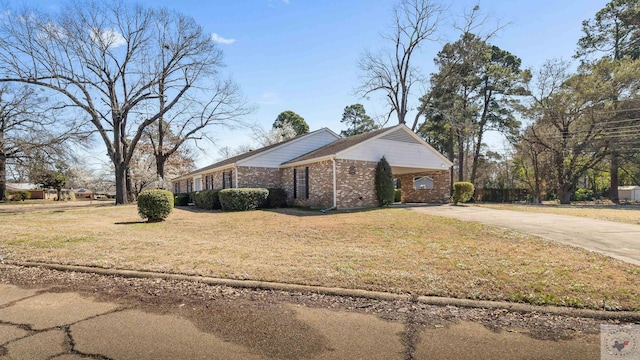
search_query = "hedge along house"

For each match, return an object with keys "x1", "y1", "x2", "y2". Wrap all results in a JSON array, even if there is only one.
[{"x1": 172, "y1": 124, "x2": 453, "y2": 209}]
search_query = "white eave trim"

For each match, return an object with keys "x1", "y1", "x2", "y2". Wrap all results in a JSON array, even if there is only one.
[{"x1": 280, "y1": 155, "x2": 336, "y2": 168}]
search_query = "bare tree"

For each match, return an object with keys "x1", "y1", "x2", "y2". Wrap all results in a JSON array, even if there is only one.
[
  {"x1": 0, "y1": 1, "x2": 230, "y2": 204},
  {"x1": 356, "y1": 0, "x2": 444, "y2": 127},
  {"x1": 130, "y1": 134, "x2": 194, "y2": 197},
  {"x1": 0, "y1": 84, "x2": 81, "y2": 201},
  {"x1": 522, "y1": 60, "x2": 611, "y2": 204},
  {"x1": 252, "y1": 122, "x2": 298, "y2": 147},
  {"x1": 145, "y1": 11, "x2": 253, "y2": 184}
]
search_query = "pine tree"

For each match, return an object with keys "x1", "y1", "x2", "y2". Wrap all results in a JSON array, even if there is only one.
[{"x1": 375, "y1": 156, "x2": 395, "y2": 205}]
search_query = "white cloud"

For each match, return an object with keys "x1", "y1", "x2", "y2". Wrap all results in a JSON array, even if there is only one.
[
  {"x1": 90, "y1": 28, "x2": 126, "y2": 49},
  {"x1": 210, "y1": 33, "x2": 236, "y2": 45},
  {"x1": 38, "y1": 22, "x2": 66, "y2": 41}
]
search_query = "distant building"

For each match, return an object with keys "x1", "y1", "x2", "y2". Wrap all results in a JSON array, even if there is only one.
[
  {"x1": 5, "y1": 183, "x2": 49, "y2": 200},
  {"x1": 618, "y1": 186, "x2": 640, "y2": 201}
]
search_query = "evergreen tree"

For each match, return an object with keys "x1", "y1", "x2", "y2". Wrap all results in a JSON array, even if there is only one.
[
  {"x1": 340, "y1": 104, "x2": 378, "y2": 137},
  {"x1": 375, "y1": 156, "x2": 395, "y2": 205},
  {"x1": 273, "y1": 111, "x2": 309, "y2": 135}
]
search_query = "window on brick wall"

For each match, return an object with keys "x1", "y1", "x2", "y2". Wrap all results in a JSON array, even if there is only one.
[
  {"x1": 413, "y1": 176, "x2": 433, "y2": 190},
  {"x1": 174, "y1": 182, "x2": 181, "y2": 194},
  {"x1": 223, "y1": 171, "x2": 233, "y2": 189},
  {"x1": 205, "y1": 175, "x2": 210, "y2": 190},
  {"x1": 293, "y1": 167, "x2": 309, "y2": 199}
]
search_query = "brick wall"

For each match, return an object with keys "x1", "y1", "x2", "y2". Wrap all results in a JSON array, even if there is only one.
[
  {"x1": 237, "y1": 167, "x2": 281, "y2": 188},
  {"x1": 335, "y1": 159, "x2": 378, "y2": 208},
  {"x1": 399, "y1": 170, "x2": 450, "y2": 203},
  {"x1": 281, "y1": 160, "x2": 334, "y2": 209}
]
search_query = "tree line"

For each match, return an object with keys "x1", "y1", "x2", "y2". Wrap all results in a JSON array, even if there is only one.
[
  {"x1": 1, "y1": 0, "x2": 638, "y2": 205},
  {"x1": 357, "y1": 0, "x2": 640, "y2": 204},
  {"x1": 0, "y1": 0, "x2": 251, "y2": 203}
]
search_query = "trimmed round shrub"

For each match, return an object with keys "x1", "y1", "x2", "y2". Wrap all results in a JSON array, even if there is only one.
[
  {"x1": 194, "y1": 189, "x2": 221, "y2": 210},
  {"x1": 219, "y1": 188, "x2": 269, "y2": 211},
  {"x1": 452, "y1": 182, "x2": 475, "y2": 205},
  {"x1": 137, "y1": 189, "x2": 174, "y2": 222},
  {"x1": 174, "y1": 194, "x2": 190, "y2": 206},
  {"x1": 265, "y1": 188, "x2": 288, "y2": 208},
  {"x1": 375, "y1": 156, "x2": 395, "y2": 206}
]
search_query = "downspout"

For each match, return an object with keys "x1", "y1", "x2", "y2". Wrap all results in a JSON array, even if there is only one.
[{"x1": 321, "y1": 157, "x2": 337, "y2": 213}]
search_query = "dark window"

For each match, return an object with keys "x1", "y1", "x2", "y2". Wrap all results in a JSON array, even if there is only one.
[{"x1": 223, "y1": 171, "x2": 233, "y2": 189}]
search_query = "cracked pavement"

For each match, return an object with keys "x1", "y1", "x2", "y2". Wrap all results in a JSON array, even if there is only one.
[{"x1": 0, "y1": 265, "x2": 617, "y2": 359}]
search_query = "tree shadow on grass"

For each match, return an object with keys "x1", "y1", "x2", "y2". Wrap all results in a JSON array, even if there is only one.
[
  {"x1": 114, "y1": 220, "x2": 149, "y2": 225},
  {"x1": 265, "y1": 206, "x2": 384, "y2": 217}
]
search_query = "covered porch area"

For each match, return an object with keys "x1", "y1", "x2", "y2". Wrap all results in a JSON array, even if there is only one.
[{"x1": 392, "y1": 166, "x2": 451, "y2": 204}]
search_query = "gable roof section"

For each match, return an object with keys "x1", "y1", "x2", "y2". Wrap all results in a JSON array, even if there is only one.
[
  {"x1": 282, "y1": 127, "x2": 391, "y2": 165},
  {"x1": 282, "y1": 124, "x2": 453, "y2": 167},
  {"x1": 173, "y1": 127, "x2": 339, "y2": 180}
]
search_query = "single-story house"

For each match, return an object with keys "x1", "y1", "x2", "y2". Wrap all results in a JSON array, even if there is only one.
[
  {"x1": 618, "y1": 186, "x2": 640, "y2": 201},
  {"x1": 73, "y1": 188, "x2": 94, "y2": 199},
  {"x1": 172, "y1": 124, "x2": 453, "y2": 209},
  {"x1": 5, "y1": 183, "x2": 48, "y2": 200}
]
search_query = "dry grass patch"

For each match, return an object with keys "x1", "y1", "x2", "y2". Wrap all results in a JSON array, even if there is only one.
[
  {"x1": 1, "y1": 205, "x2": 638, "y2": 310},
  {"x1": 476, "y1": 203, "x2": 640, "y2": 225}
]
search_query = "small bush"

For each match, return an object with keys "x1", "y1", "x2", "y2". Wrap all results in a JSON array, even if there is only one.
[
  {"x1": 452, "y1": 182, "x2": 474, "y2": 205},
  {"x1": 219, "y1": 188, "x2": 268, "y2": 211},
  {"x1": 265, "y1": 188, "x2": 288, "y2": 208},
  {"x1": 174, "y1": 194, "x2": 190, "y2": 206},
  {"x1": 375, "y1": 156, "x2": 395, "y2": 206},
  {"x1": 574, "y1": 188, "x2": 594, "y2": 201},
  {"x1": 19, "y1": 191, "x2": 31, "y2": 201},
  {"x1": 394, "y1": 189, "x2": 401, "y2": 203},
  {"x1": 137, "y1": 189, "x2": 174, "y2": 222},
  {"x1": 194, "y1": 190, "x2": 221, "y2": 210}
]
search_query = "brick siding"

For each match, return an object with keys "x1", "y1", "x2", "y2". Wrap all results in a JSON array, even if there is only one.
[
  {"x1": 335, "y1": 159, "x2": 378, "y2": 208},
  {"x1": 399, "y1": 170, "x2": 450, "y2": 203},
  {"x1": 237, "y1": 167, "x2": 281, "y2": 188},
  {"x1": 281, "y1": 160, "x2": 334, "y2": 209}
]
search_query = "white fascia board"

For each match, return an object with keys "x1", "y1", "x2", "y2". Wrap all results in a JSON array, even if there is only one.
[{"x1": 280, "y1": 155, "x2": 336, "y2": 168}]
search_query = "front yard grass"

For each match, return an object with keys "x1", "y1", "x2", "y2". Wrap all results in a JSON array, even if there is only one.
[
  {"x1": 1, "y1": 205, "x2": 638, "y2": 310},
  {"x1": 476, "y1": 203, "x2": 640, "y2": 225}
]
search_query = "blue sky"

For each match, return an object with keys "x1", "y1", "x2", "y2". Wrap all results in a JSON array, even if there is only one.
[{"x1": 25, "y1": 0, "x2": 609, "y2": 168}]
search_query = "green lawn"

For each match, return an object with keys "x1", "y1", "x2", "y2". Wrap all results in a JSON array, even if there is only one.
[{"x1": 0, "y1": 204, "x2": 638, "y2": 310}]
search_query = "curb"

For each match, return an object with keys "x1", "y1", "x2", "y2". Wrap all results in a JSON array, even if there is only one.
[{"x1": 4, "y1": 261, "x2": 640, "y2": 321}]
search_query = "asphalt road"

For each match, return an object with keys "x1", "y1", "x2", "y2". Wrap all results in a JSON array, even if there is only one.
[{"x1": 409, "y1": 205, "x2": 640, "y2": 266}]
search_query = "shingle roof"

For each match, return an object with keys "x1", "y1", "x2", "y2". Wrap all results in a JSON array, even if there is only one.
[
  {"x1": 174, "y1": 128, "x2": 332, "y2": 180},
  {"x1": 282, "y1": 126, "x2": 395, "y2": 165}
]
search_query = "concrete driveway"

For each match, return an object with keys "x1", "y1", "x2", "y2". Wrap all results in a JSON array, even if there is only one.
[{"x1": 409, "y1": 205, "x2": 640, "y2": 266}]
